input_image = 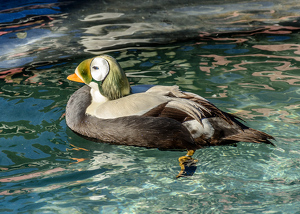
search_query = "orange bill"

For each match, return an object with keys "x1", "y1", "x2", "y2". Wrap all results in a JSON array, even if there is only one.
[{"x1": 67, "y1": 73, "x2": 84, "y2": 83}]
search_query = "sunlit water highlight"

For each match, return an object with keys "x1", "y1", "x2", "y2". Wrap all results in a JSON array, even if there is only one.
[{"x1": 0, "y1": 1, "x2": 300, "y2": 213}]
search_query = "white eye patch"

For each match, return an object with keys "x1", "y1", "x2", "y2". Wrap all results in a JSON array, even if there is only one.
[{"x1": 90, "y1": 57, "x2": 110, "y2": 81}]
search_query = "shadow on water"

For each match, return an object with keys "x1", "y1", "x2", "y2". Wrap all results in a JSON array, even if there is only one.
[{"x1": 0, "y1": 0, "x2": 300, "y2": 213}]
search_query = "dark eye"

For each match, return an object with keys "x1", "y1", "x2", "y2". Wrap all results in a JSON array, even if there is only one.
[{"x1": 92, "y1": 66, "x2": 99, "y2": 70}]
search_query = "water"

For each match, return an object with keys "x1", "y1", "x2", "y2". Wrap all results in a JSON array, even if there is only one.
[{"x1": 0, "y1": 0, "x2": 300, "y2": 213}]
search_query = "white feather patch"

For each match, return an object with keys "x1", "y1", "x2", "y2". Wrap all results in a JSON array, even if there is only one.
[
  {"x1": 183, "y1": 119, "x2": 214, "y2": 139},
  {"x1": 90, "y1": 57, "x2": 109, "y2": 81},
  {"x1": 86, "y1": 82, "x2": 109, "y2": 116}
]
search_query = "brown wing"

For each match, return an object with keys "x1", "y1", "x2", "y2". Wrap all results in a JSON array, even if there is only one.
[
  {"x1": 143, "y1": 85, "x2": 239, "y2": 126},
  {"x1": 178, "y1": 91, "x2": 243, "y2": 125},
  {"x1": 140, "y1": 85, "x2": 274, "y2": 147}
]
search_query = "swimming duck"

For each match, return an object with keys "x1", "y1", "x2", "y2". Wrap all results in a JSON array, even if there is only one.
[{"x1": 66, "y1": 55, "x2": 274, "y2": 177}]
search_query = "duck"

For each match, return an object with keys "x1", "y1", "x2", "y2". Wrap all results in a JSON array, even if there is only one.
[{"x1": 66, "y1": 55, "x2": 275, "y2": 177}]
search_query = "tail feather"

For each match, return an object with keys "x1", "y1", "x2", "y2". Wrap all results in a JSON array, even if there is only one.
[
  {"x1": 204, "y1": 117, "x2": 275, "y2": 147},
  {"x1": 223, "y1": 128, "x2": 275, "y2": 146}
]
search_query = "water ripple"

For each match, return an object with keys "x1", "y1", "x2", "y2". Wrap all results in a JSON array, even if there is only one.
[{"x1": 0, "y1": 1, "x2": 300, "y2": 213}]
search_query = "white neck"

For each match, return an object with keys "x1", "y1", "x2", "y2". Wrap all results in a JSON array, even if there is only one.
[
  {"x1": 86, "y1": 82, "x2": 108, "y2": 116},
  {"x1": 88, "y1": 82, "x2": 108, "y2": 104}
]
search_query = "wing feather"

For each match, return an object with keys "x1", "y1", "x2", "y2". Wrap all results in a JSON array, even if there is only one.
[{"x1": 143, "y1": 85, "x2": 240, "y2": 126}]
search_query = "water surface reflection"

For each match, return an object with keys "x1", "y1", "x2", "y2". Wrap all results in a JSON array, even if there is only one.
[{"x1": 0, "y1": 0, "x2": 300, "y2": 213}]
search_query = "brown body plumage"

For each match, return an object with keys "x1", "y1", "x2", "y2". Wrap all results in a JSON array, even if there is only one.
[{"x1": 66, "y1": 85, "x2": 274, "y2": 150}]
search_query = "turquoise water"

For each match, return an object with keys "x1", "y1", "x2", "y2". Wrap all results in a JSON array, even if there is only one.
[{"x1": 1, "y1": 1, "x2": 300, "y2": 213}]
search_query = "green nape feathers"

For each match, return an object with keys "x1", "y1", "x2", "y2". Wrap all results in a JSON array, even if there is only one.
[{"x1": 98, "y1": 55, "x2": 131, "y2": 100}]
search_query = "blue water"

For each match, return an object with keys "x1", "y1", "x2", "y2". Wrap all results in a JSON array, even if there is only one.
[{"x1": 0, "y1": 1, "x2": 300, "y2": 213}]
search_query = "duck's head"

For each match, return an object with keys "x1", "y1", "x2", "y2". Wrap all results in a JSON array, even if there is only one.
[{"x1": 67, "y1": 55, "x2": 131, "y2": 100}]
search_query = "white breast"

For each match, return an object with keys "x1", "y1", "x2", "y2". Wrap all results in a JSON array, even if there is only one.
[{"x1": 85, "y1": 82, "x2": 109, "y2": 116}]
